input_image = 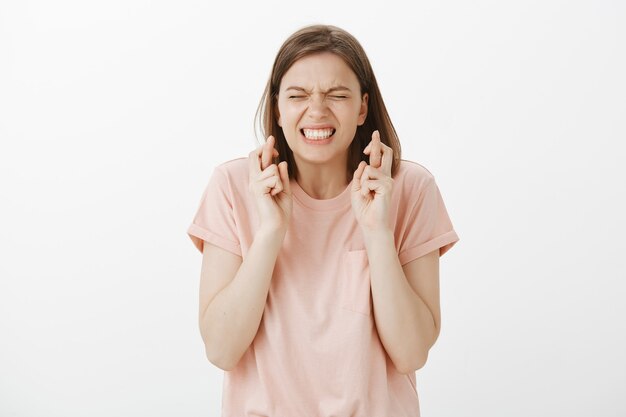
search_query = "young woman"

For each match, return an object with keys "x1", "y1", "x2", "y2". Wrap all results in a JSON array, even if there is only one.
[{"x1": 187, "y1": 24, "x2": 459, "y2": 417}]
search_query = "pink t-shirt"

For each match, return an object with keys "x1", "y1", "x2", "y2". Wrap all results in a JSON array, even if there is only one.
[{"x1": 187, "y1": 157, "x2": 459, "y2": 417}]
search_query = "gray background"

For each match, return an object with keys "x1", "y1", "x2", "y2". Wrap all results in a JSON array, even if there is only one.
[{"x1": 1, "y1": 0, "x2": 624, "y2": 416}]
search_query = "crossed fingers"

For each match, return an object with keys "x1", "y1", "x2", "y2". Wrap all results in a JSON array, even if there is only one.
[
  {"x1": 249, "y1": 135, "x2": 279, "y2": 174},
  {"x1": 363, "y1": 130, "x2": 392, "y2": 176}
]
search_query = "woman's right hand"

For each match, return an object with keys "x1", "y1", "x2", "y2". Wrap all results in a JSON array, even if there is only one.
[{"x1": 248, "y1": 135, "x2": 292, "y2": 234}]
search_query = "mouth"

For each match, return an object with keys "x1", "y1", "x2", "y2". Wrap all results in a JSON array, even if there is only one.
[{"x1": 300, "y1": 128, "x2": 336, "y2": 141}]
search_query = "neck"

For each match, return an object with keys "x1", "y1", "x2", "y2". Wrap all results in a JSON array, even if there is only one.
[{"x1": 294, "y1": 159, "x2": 350, "y2": 200}]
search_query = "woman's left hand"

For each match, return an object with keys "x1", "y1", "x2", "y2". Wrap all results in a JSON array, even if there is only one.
[{"x1": 351, "y1": 130, "x2": 394, "y2": 233}]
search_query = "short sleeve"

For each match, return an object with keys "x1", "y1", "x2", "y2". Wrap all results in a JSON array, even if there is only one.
[
  {"x1": 187, "y1": 167, "x2": 242, "y2": 257},
  {"x1": 397, "y1": 177, "x2": 459, "y2": 265}
]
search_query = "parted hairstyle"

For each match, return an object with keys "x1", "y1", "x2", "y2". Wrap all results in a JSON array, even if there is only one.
[{"x1": 254, "y1": 24, "x2": 401, "y2": 183}]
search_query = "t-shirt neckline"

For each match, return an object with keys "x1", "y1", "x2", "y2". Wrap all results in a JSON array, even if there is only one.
[{"x1": 291, "y1": 178, "x2": 353, "y2": 211}]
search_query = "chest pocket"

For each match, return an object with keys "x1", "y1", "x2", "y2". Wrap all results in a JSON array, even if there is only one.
[{"x1": 341, "y1": 250, "x2": 372, "y2": 316}]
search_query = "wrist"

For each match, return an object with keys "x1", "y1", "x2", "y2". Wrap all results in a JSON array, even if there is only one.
[
  {"x1": 255, "y1": 226, "x2": 287, "y2": 242},
  {"x1": 362, "y1": 227, "x2": 394, "y2": 246}
]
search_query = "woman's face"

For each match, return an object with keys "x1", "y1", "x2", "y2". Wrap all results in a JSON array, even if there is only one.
[{"x1": 276, "y1": 52, "x2": 368, "y2": 169}]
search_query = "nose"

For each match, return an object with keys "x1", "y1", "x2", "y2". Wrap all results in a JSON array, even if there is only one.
[{"x1": 307, "y1": 94, "x2": 329, "y2": 117}]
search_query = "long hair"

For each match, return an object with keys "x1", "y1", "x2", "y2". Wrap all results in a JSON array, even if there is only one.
[{"x1": 254, "y1": 24, "x2": 401, "y2": 183}]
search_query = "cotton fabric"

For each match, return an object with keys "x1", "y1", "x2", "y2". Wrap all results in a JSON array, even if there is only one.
[{"x1": 187, "y1": 157, "x2": 459, "y2": 417}]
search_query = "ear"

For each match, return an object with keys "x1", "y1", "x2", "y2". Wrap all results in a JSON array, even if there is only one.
[{"x1": 357, "y1": 92, "x2": 368, "y2": 126}]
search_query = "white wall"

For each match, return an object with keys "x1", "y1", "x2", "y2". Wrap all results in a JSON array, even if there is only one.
[{"x1": 1, "y1": 0, "x2": 624, "y2": 416}]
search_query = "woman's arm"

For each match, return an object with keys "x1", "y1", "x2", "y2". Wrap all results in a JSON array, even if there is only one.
[
  {"x1": 199, "y1": 228, "x2": 285, "y2": 371},
  {"x1": 364, "y1": 230, "x2": 441, "y2": 374}
]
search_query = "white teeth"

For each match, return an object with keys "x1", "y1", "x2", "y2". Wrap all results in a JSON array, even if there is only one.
[{"x1": 302, "y1": 128, "x2": 334, "y2": 140}]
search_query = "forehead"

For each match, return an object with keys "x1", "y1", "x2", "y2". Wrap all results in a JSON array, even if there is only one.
[{"x1": 279, "y1": 52, "x2": 360, "y2": 91}]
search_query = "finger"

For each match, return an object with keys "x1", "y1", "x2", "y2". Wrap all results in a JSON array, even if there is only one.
[
  {"x1": 353, "y1": 161, "x2": 367, "y2": 181},
  {"x1": 351, "y1": 161, "x2": 367, "y2": 192},
  {"x1": 261, "y1": 136, "x2": 275, "y2": 170},
  {"x1": 363, "y1": 128, "x2": 378, "y2": 154},
  {"x1": 255, "y1": 164, "x2": 283, "y2": 196},
  {"x1": 254, "y1": 139, "x2": 266, "y2": 156},
  {"x1": 360, "y1": 179, "x2": 386, "y2": 197},
  {"x1": 269, "y1": 163, "x2": 286, "y2": 196},
  {"x1": 270, "y1": 176, "x2": 284, "y2": 196},
  {"x1": 258, "y1": 164, "x2": 279, "y2": 181},
  {"x1": 260, "y1": 175, "x2": 280, "y2": 195},
  {"x1": 260, "y1": 136, "x2": 273, "y2": 170},
  {"x1": 362, "y1": 165, "x2": 385, "y2": 180},
  {"x1": 361, "y1": 179, "x2": 374, "y2": 197},
  {"x1": 362, "y1": 131, "x2": 379, "y2": 157},
  {"x1": 360, "y1": 166, "x2": 373, "y2": 190},
  {"x1": 251, "y1": 139, "x2": 271, "y2": 170},
  {"x1": 249, "y1": 148, "x2": 262, "y2": 175},
  {"x1": 380, "y1": 144, "x2": 393, "y2": 177},
  {"x1": 369, "y1": 130, "x2": 382, "y2": 169},
  {"x1": 278, "y1": 161, "x2": 291, "y2": 195}
]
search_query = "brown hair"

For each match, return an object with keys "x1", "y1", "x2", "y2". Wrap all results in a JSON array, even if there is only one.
[{"x1": 254, "y1": 24, "x2": 401, "y2": 183}]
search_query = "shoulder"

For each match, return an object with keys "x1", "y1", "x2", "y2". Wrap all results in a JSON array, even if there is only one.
[
  {"x1": 394, "y1": 159, "x2": 437, "y2": 193},
  {"x1": 200, "y1": 157, "x2": 249, "y2": 196},
  {"x1": 210, "y1": 157, "x2": 249, "y2": 187},
  {"x1": 214, "y1": 157, "x2": 248, "y2": 177}
]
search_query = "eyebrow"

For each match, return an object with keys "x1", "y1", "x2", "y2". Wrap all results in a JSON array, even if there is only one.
[{"x1": 284, "y1": 85, "x2": 353, "y2": 93}]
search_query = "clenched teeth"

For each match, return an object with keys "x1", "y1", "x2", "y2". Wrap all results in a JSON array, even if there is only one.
[{"x1": 302, "y1": 128, "x2": 335, "y2": 139}]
